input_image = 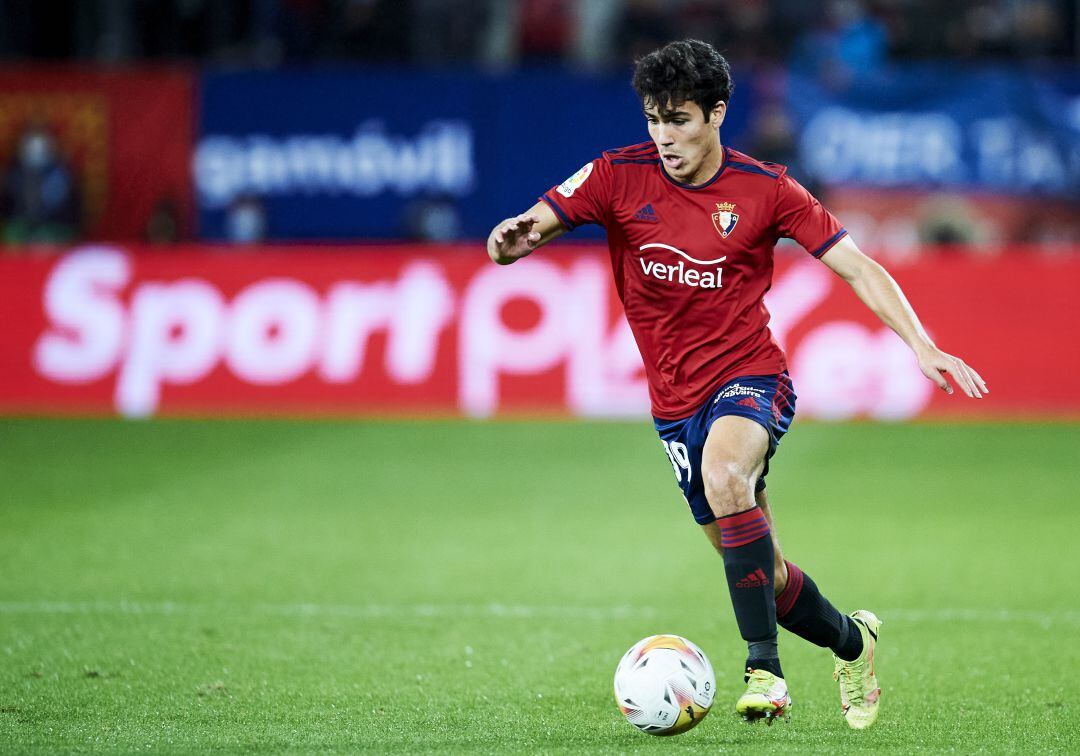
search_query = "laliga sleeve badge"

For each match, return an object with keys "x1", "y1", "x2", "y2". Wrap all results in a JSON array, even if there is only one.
[
  {"x1": 557, "y1": 163, "x2": 594, "y2": 197},
  {"x1": 712, "y1": 202, "x2": 739, "y2": 238}
]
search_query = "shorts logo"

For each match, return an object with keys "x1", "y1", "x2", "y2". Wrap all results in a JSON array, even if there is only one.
[
  {"x1": 737, "y1": 396, "x2": 759, "y2": 409},
  {"x1": 557, "y1": 163, "x2": 593, "y2": 197},
  {"x1": 712, "y1": 202, "x2": 739, "y2": 238},
  {"x1": 714, "y1": 383, "x2": 766, "y2": 404}
]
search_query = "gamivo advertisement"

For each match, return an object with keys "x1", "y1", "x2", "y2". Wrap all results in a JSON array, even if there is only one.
[{"x1": 1, "y1": 245, "x2": 1075, "y2": 419}]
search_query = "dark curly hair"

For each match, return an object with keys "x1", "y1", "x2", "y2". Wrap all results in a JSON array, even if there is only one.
[{"x1": 632, "y1": 39, "x2": 734, "y2": 119}]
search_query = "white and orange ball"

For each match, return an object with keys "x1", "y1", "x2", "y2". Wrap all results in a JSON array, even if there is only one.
[{"x1": 613, "y1": 634, "x2": 716, "y2": 736}]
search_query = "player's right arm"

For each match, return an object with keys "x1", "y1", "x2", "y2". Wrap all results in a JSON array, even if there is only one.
[{"x1": 486, "y1": 201, "x2": 567, "y2": 265}]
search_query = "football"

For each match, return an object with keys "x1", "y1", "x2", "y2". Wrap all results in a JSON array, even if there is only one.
[{"x1": 613, "y1": 634, "x2": 716, "y2": 736}]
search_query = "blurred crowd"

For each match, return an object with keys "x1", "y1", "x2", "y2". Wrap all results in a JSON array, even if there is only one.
[
  {"x1": 1, "y1": 1, "x2": 1078, "y2": 254},
  {"x1": 1, "y1": 0, "x2": 1075, "y2": 68}
]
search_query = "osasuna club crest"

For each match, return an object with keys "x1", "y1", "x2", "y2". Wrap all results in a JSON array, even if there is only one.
[{"x1": 712, "y1": 202, "x2": 739, "y2": 238}]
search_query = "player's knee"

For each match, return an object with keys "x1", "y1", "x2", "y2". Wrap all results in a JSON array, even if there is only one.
[
  {"x1": 773, "y1": 563, "x2": 788, "y2": 595},
  {"x1": 702, "y1": 461, "x2": 756, "y2": 518}
]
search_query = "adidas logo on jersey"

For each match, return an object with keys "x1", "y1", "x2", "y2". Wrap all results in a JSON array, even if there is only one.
[{"x1": 633, "y1": 204, "x2": 660, "y2": 223}]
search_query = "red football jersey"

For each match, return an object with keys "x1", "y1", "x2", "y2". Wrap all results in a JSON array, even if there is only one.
[{"x1": 541, "y1": 141, "x2": 847, "y2": 420}]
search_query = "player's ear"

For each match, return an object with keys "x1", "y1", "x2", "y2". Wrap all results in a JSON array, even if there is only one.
[{"x1": 710, "y1": 101, "x2": 727, "y2": 129}]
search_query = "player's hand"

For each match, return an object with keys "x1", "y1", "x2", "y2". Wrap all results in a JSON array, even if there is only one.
[
  {"x1": 487, "y1": 214, "x2": 542, "y2": 265},
  {"x1": 916, "y1": 347, "x2": 988, "y2": 398}
]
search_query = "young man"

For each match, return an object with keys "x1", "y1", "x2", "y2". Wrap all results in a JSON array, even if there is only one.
[{"x1": 486, "y1": 39, "x2": 986, "y2": 729}]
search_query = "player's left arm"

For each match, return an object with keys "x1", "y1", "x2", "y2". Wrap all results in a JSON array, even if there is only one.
[{"x1": 819, "y1": 235, "x2": 988, "y2": 398}]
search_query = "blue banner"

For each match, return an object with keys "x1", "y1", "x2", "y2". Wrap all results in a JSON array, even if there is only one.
[
  {"x1": 787, "y1": 65, "x2": 1080, "y2": 198},
  {"x1": 198, "y1": 68, "x2": 755, "y2": 241},
  {"x1": 196, "y1": 68, "x2": 753, "y2": 241}
]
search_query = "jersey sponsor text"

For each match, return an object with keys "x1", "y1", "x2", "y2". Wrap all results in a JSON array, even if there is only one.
[{"x1": 638, "y1": 242, "x2": 726, "y2": 289}]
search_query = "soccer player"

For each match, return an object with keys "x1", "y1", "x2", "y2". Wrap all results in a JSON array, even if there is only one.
[{"x1": 486, "y1": 39, "x2": 987, "y2": 730}]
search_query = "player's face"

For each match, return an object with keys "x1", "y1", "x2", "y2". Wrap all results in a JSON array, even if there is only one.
[{"x1": 644, "y1": 100, "x2": 726, "y2": 185}]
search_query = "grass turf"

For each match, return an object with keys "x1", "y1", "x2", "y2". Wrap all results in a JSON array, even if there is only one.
[{"x1": 1, "y1": 418, "x2": 1078, "y2": 753}]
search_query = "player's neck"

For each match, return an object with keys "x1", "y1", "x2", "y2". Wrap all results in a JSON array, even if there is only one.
[{"x1": 681, "y1": 142, "x2": 725, "y2": 186}]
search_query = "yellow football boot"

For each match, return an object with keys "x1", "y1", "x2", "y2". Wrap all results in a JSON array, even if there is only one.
[
  {"x1": 735, "y1": 668, "x2": 791, "y2": 724},
  {"x1": 833, "y1": 610, "x2": 882, "y2": 730}
]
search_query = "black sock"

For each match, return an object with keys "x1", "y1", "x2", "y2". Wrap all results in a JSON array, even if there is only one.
[
  {"x1": 775, "y1": 560, "x2": 863, "y2": 661},
  {"x1": 717, "y1": 507, "x2": 783, "y2": 679}
]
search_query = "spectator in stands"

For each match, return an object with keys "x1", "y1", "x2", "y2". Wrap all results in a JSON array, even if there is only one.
[
  {"x1": 0, "y1": 123, "x2": 81, "y2": 245},
  {"x1": 332, "y1": 0, "x2": 411, "y2": 61},
  {"x1": 616, "y1": 0, "x2": 678, "y2": 63},
  {"x1": 674, "y1": 0, "x2": 781, "y2": 66},
  {"x1": 410, "y1": 0, "x2": 492, "y2": 65},
  {"x1": 746, "y1": 101, "x2": 797, "y2": 167},
  {"x1": 790, "y1": 0, "x2": 889, "y2": 87},
  {"x1": 145, "y1": 197, "x2": 182, "y2": 245},
  {"x1": 916, "y1": 195, "x2": 993, "y2": 251},
  {"x1": 224, "y1": 195, "x2": 268, "y2": 244},
  {"x1": 2, "y1": 0, "x2": 1077, "y2": 67},
  {"x1": 745, "y1": 98, "x2": 827, "y2": 202},
  {"x1": 569, "y1": 0, "x2": 623, "y2": 70},
  {"x1": 405, "y1": 196, "x2": 463, "y2": 242},
  {"x1": 517, "y1": 0, "x2": 576, "y2": 63}
]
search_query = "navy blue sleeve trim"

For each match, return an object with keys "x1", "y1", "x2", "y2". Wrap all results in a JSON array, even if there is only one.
[
  {"x1": 615, "y1": 147, "x2": 656, "y2": 157},
  {"x1": 727, "y1": 161, "x2": 780, "y2": 179},
  {"x1": 608, "y1": 142, "x2": 656, "y2": 157},
  {"x1": 810, "y1": 228, "x2": 848, "y2": 258},
  {"x1": 539, "y1": 194, "x2": 576, "y2": 230}
]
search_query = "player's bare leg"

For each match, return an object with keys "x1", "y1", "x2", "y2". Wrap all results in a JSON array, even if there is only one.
[{"x1": 700, "y1": 415, "x2": 790, "y2": 723}]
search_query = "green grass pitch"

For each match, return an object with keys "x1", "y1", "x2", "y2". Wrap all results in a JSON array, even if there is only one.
[{"x1": 1, "y1": 418, "x2": 1078, "y2": 753}]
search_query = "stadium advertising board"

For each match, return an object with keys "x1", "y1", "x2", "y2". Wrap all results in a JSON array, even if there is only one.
[
  {"x1": 195, "y1": 70, "x2": 751, "y2": 241},
  {"x1": 0, "y1": 68, "x2": 195, "y2": 240},
  {"x1": 788, "y1": 66, "x2": 1080, "y2": 198},
  {"x1": 1, "y1": 245, "x2": 1077, "y2": 420}
]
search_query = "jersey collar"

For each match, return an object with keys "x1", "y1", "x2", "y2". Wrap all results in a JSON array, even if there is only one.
[{"x1": 659, "y1": 146, "x2": 728, "y2": 191}]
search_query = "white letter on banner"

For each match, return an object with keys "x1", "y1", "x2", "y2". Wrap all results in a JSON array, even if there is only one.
[
  {"x1": 385, "y1": 262, "x2": 455, "y2": 383},
  {"x1": 225, "y1": 279, "x2": 322, "y2": 384},
  {"x1": 352, "y1": 122, "x2": 386, "y2": 196},
  {"x1": 432, "y1": 121, "x2": 475, "y2": 194},
  {"x1": 319, "y1": 282, "x2": 394, "y2": 382},
  {"x1": 34, "y1": 247, "x2": 129, "y2": 383},
  {"x1": 318, "y1": 262, "x2": 453, "y2": 384},
  {"x1": 247, "y1": 136, "x2": 290, "y2": 196},
  {"x1": 791, "y1": 322, "x2": 872, "y2": 420},
  {"x1": 193, "y1": 137, "x2": 245, "y2": 209},
  {"x1": 764, "y1": 260, "x2": 833, "y2": 350},
  {"x1": 801, "y1": 108, "x2": 858, "y2": 182},
  {"x1": 459, "y1": 260, "x2": 568, "y2": 417},
  {"x1": 918, "y1": 114, "x2": 964, "y2": 182},
  {"x1": 972, "y1": 118, "x2": 1016, "y2": 188},
  {"x1": 564, "y1": 258, "x2": 648, "y2": 417},
  {"x1": 868, "y1": 329, "x2": 936, "y2": 420},
  {"x1": 791, "y1": 321, "x2": 932, "y2": 420},
  {"x1": 116, "y1": 281, "x2": 225, "y2": 417}
]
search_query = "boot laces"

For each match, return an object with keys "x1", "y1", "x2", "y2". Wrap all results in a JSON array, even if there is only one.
[
  {"x1": 745, "y1": 668, "x2": 777, "y2": 696},
  {"x1": 833, "y1": 656, "x2": 867, "y2": 707}
]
